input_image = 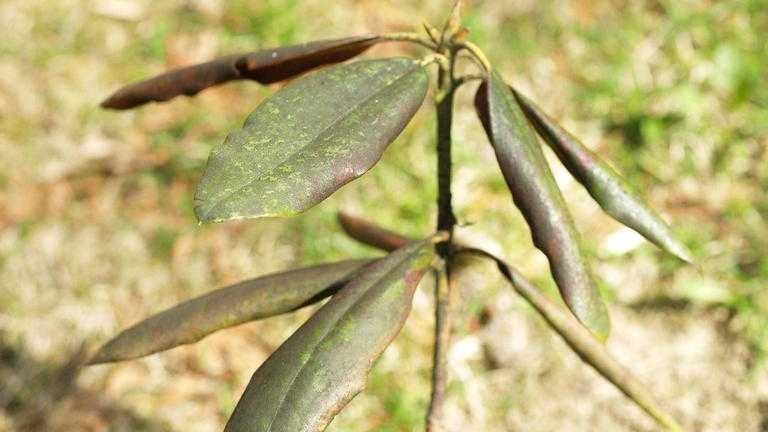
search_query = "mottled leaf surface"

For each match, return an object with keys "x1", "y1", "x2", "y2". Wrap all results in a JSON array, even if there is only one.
[
  {"x1": 513, "y1": 90, "x2": 693, "y2": 262},
  {"x1": 225, "y1": 239, "x2": 435, "y2": 432},
  {"x1": 195, "y1": 58, "x2": 429, "y2": 222},
  {"x1": 475, "y1": 73, "x2": 610, "y2": 340},
  {"x1": 88, "y1": 259, "x2": 372, "y2": 365},
  {"x1": 101, "y1": 36, "x2": 380, "y2": 109}
]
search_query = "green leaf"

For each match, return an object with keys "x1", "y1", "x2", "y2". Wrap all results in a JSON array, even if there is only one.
[
  {"x1": 474, "y1": 73, "x2": 610, "y2": 340},
  {"x1": 87, "y1": 259, "x2": 373, "y2": 365},
  {"x1": 195, "y1": 58, "x2": 429, "y2": 223},
  {"x1": 224, "y1": 239, "x2": 436, "y2": 432},
  {"x1": 101, "y1": 36, "x2": 381, "y2": 109},
  {"x1": 512, "y1": 89, "x2": 693, "y2": 263}
]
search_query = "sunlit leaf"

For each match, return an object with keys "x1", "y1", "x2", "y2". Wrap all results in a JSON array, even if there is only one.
[
  {"x1": 100, "y1": 36, "x2": 380, "y2": 109},
  {"x1": 474, "y1": 73, "x2": 610, "y2": 340},
  {"x1": 87, "y1": 259, "x2": 373, "y2": 365},
  {"x1": 195, "y1": 58, "x2": 429, "y2": 223},
  {"x1": 512, "y1": 89, "x2": 693, "y2": 263},
  {"x1": 462, "y1": 248, "x2": 683, "y2": 432},
  {"x1": 225, "y1": 239, "x2": 436, "y2": 432}
]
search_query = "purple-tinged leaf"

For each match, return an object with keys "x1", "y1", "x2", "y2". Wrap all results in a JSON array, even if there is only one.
[
  {"x1": 195, "y1": 58, "x2": 429, "y2": 223},
  {"x1": 338, "y1": 211, "x2": 413, "y2": 252},
  {"x1": 87, "y1": 259, "x2": 373, "y2": 365},
  {"x1": 234, "y1": 36, "x2": 379, "y2": 84},
  {"x1": 100, "y1": 36, "x2": 380, "y2": 109},
  {"x1": 474, "y1": 73, "x2": 610, "y2": 340},
  {"x1": 225, "y1": 239, "x2": 436, "y2": 432},
  {"x1": 512, "y1": 89, "x2": 693, "y2": 263}
]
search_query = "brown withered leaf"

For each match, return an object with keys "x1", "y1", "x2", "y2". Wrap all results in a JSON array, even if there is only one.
[
  {"x1": 101, "y1": 35, "x2": 380, "y2": 109},
  {"x1": 337, "y1": 211, "x2": 413, "y2": 252}
]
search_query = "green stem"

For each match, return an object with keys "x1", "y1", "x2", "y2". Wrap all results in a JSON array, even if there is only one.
[
  {"x1": 427, "y1": 266, "x2": 452, "y2": 432},
  {"x1": 456, "y1": 41, "x2": 491, "y2": 72},
  {"x1": 427, "y1": 43, "x2": 457, "y2": 432},
  {"x1": 456, "y1": 247, "x2": 685, "y2": 432}
]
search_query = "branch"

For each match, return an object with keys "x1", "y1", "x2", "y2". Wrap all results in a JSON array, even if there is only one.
[
  {"x1": 456, "y1": 247, "x2": 685, "y2": 432},
  {"x1": 455, "y1": 41, "x2": 491, "y2": 72},
  {"x1": 427, "y1": 42, "x2": 459, "y2": 431},
  {"x1": 335, "y1": 215, "x2": 684, "y2": 430},
  {"x1": 427, "y1": 265, "x2": 453, "y2": 432}
]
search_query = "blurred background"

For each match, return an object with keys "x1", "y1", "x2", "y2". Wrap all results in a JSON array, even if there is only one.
[{"x1": 1, "y1": 0, "x2": 766, "y2": 430}]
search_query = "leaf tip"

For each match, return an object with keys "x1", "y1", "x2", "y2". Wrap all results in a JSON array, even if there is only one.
[
  {"x1": 670, "y1": 243, "x2": 695, "y2": 264},
  {"x1": 193, "y1": 203, "x2": 216, "y2": 224},
  {"x1": 593, "y1": 324, "x2": 611, "y2": 343},
  {"x1": 99, "y1": 92, "x2": 124, "y2": 110},
  {"x1": 192, "y1": 196, "x2": 240, "y2": 223},
  {"x1": 84, "y1": 348, "x2": 111, "y2": 366},
  {"x1": 582, "y1": 305, "x2": 611, "y2": 343}
]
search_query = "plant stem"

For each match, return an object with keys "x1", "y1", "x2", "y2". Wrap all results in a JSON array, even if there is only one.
[
  {"x1": 427, "y1": 43, "x2": 457, "y2": 432},
  {"x1": 456, "y1": 41, "x2": 491, "y2": 72},
  {"x1": 427, "y1": 266, "x2": 452, "y2": 432},
  {"x1": 455, "y1": 247, "x2": 685, "y2": 432},
  {"x1": 435, "y1": 72, "x2": 456, "y2": 239}
]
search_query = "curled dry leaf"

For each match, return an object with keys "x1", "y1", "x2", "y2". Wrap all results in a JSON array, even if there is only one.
[
  {"x1": 474, "y1": 73, "x2": 610, "y2": 340},
  {"x1": 101, "y1": 35, "x2": 381, "y2": 109},
  {"x1": 225, "y1": 239, "x2": 436, "y2": 432},
  {"x1": 88, "y1": 259, "x2": 373, "y2": 365},
  {"x1": 194, "y1": 58, "x2": 429, "y2": 222},
  {"x1": 511, "y1": 89, "x2": 693, "y2": 263}
]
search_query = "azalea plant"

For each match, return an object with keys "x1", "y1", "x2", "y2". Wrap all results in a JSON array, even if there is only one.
[{"x1": 92, "y1": 2, "x2": 690, "y2": 431}]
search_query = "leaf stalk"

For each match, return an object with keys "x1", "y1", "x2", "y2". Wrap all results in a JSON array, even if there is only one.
[
  {"x1": 455, "y1": 40, "x2": 491, "y2": 72},
  {"x1": 380, "y1": 32, "x2": 438, "y2": 50}
]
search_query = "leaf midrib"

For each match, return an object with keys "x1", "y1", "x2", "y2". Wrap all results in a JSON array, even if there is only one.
[{"x1": 198, "y1": 61, "x2": 419, "y2": 220}]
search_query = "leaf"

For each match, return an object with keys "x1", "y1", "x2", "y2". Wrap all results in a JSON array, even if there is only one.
[
  {"x1": 224, "y1": 239, "x2": 436, "y2": 432},
  {"x1": 100, "y1": 35, "x2": 381, "y2": 109},
  {"x1": 474, "y1": 73, "x2": 610, "y2": 340},
  {"x1": 87, "y1": 259, "x2": 373, "y2": 365},
  {"x1": 512, "y1": 89, "x2": 693, "y2": 263},
  {"x1": 463, "y1": 248, "x2": 683, "y2": 432},
  {"x1": 234, "y1": 36, "x2": 380, "y2": 85},
  {"x1": 337, "y1": 211, "x2": 413, "y2": 252},
  {"x1": 195, "y1": 58, "x2": 429, "y2": 223}
]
